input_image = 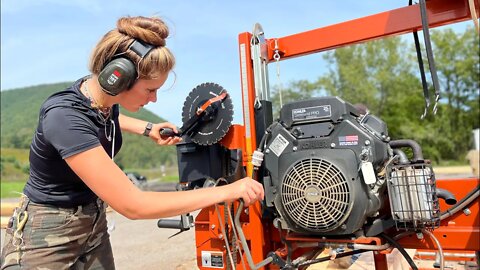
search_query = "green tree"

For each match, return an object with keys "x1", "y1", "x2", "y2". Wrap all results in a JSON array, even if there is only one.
[
  {"x1": 270, "y1": 80, "x2": 323, "y2": 119},
  {"x1": 317, "y1": 37, "x2": 427, "y2": 138},
  {"x1": 429, "y1": 26, "x2": 480, "y2": 158}
]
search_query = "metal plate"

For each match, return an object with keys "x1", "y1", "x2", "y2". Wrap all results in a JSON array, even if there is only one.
[{"x1": 182, "y1": 83, "x2": 233, "y2": 145}]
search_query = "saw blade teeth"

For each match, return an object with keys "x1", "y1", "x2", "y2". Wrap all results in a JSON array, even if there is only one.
[{"x1": 180, "y1": 82, "x2": 234, "y2": 145}]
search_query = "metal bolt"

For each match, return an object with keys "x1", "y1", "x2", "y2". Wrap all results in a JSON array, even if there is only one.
[
  {"x1": 463, "y1": 208, "x2": 471, "y2": 216},
  {"x1": 341, "y1": 224, "x2": 347, "y2": 230},
  {"x1": 273, "y1": 218, "x2": 281, "y2": 229},
  {"x1": 330, "y1": 143, "x2": 336, "y2": 148},
  {"x1": 211, "y1": 224, "x2": 216, "y2": 230},
  {"x1": 416, "y1": 232, "x2": 424, "y2": 240},
  {"x1": 265, "y1": 149, "x2": 271, "y2": 154},
  {"x1": 365, "y1": 140, "x2": 371, "y2": 146},
  {"x1": 293, "y1": 146, "x2": 298, "y2": 151},
  {"x1": 218, "y1": 234, "x2": 223, "y2": 239}
]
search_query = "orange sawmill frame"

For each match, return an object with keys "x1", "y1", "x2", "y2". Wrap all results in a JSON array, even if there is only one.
[{"x1": 195, "y1": 0, "x2": 480, "y2": 269}]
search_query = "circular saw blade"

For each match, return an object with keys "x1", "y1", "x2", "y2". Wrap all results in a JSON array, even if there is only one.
[{"x1": 182, "y1": 82, "x2": 234, "y2": 145}]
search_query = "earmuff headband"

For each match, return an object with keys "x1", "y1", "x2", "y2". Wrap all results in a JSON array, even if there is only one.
[{"x1": 129, "y1": 40, "x2": 154, "y2": 59}]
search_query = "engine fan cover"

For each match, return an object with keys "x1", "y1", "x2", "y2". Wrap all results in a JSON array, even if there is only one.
[
  {"x1": 265, "y1": 128, "x2": 370, "y2": 235},
  {"x1": 281, "y1": 157, "x2": 351, "y2": 232}
]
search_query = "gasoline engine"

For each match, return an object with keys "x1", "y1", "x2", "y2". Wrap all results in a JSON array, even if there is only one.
[{"x1": 259, "y1": 96, "x2": 439, "y2": 237}]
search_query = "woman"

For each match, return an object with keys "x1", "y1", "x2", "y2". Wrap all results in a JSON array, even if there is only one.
[{"x1": 1, "y1": 16, "x2": 264, "y2": 270}]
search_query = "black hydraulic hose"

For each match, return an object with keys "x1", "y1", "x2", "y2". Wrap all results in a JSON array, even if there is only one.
[
  {"x1": 380, "y1": 233, "x2": 418, "y2": 270},
  {"x1": 295, "y1": 249, "x2": 369, "y2": 268},
  {"x1": 419, "y1": 0, "x2": 441, "y2": 114},
  {"x1": 389, "y1": 139, "x2": 424, "y2": 162},
  {"x1": 257, "y1": 122, "x2": 276, "y2": 151}
]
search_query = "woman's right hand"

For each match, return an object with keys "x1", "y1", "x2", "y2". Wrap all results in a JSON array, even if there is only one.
[{"x1": 226, "y1": 177, "x2": 264, "y2": 206}]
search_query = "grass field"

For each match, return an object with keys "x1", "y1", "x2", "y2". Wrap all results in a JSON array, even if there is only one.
[
  {"x1": 0, "y1": 166, "x2": 180, "y2": 198},
  {"x1": 1, "y1": 181, "x2": 26, "y2": 198}
]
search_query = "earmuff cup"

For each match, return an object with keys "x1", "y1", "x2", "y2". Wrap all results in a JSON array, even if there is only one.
[
  {"x1": 98, "y1": 40, "x2": 155, "y2": 96},
  {"x1": 98, "y1": 58, "x2": 137, "y2": 96}
]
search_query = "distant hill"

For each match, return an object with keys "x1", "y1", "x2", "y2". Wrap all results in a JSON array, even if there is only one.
[{"x1": 1, "y1": 82, "x2": 177, "y2": 170}]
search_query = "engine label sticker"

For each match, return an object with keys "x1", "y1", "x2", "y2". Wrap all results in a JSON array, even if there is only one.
[
  {"x1": 292, "y1": 105, "x2": 331, "y2": 121},
  {"x1": 201, "y1": 251, "x2": 224, "y2": 268},
  {"x1": 339, "y1": 135, "x2": 359, "y2": 146},
  {"x1": 269, "y1": 134, "x2": 289, "y2": 156},
  {"x1": 361, "y1": 161, "x2": 376, "y2": 184}
]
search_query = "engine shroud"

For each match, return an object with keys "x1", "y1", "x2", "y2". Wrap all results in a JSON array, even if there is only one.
[{"x1": 264, "y1": 96, "x2": 390, "y2": 235}]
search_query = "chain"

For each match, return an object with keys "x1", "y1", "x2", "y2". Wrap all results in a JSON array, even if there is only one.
[
  {"x1": 83, "y1": 79, "x2": 112, "y2": 116},
  {"x1": 432, "y1": 94, "x2": 439, "y2": 115},
  {"x1": 83, "y1": 79, "x2": 113, "y2": 142},
  {"x1": 273, "y1": 39, "x2": 283, "y2": 108}
]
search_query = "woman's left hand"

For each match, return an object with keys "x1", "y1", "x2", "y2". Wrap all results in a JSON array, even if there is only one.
[{"x1": 149, "y1": 122, "x2": 182, "y2": 145}]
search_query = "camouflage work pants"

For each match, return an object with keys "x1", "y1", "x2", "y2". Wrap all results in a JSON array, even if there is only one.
[{"x1": 1, "y1": 196, "x2": 115, "y2": 269}]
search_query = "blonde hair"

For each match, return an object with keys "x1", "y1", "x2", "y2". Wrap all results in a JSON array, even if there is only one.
[{"x1": 89, "y1": 16, "x2": 175, "y2": 80}]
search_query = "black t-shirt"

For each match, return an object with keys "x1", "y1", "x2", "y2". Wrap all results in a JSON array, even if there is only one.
[{"x1": 23, "y1": 77, "x2": 123, "y2": 207}]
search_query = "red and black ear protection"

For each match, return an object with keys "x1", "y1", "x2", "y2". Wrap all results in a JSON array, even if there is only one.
[{"x1": 98, "y1": 39, "x2": 155, "y2": 96}]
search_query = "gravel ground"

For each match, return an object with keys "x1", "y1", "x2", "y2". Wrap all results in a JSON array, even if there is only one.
[{"x1": 108, "y1": 211, "x2": 199, "y2": 270}]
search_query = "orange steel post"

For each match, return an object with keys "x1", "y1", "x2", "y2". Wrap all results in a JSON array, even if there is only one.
[
  {"x1": 373, "y1": 252, "x2": 389, "y2": 270},
  {"x1": 238, "y1": 32, "x2": 257, "y2": 175},
  {"x1": 237, "y1": 32, "x2": 267, "y2": 268}
]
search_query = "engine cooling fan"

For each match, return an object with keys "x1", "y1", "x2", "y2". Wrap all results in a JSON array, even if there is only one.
[{"x1": 281, "y1": 158, "x2": 352, "y2": 232}]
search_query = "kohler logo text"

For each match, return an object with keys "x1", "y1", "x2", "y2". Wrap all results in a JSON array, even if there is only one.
[{"x1": 293, "y1": 109, "x2": 306, "y2": 114}]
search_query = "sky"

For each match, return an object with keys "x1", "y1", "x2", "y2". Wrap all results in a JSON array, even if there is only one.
[{"x1": 1, "y1": 0, "x2": 471, "y2": 126}]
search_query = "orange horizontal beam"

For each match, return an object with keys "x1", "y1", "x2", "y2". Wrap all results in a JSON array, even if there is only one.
[{"x1": 264, "y1": 0, "x2": 475, "y2": 60}]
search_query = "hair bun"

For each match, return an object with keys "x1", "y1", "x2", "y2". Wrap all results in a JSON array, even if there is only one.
[{"x1": 117, "y1": 16, "x2": 168, "y2": 47}]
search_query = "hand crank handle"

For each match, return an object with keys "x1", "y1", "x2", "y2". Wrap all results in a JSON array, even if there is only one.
[
  {"x1": 159, "y1": 128, "x2": 180, "y2": 137},
  {"x1": 157, "y1": 219, "x2": 184, "y2": 230}
]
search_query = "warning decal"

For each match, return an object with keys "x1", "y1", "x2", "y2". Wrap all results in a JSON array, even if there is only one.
[
  {"x1": 201, "y1": 251, "x2": 224, "y2": 268},
  {"x1": 269, "y1": 134, "x2": 289, "y2": 156}
]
